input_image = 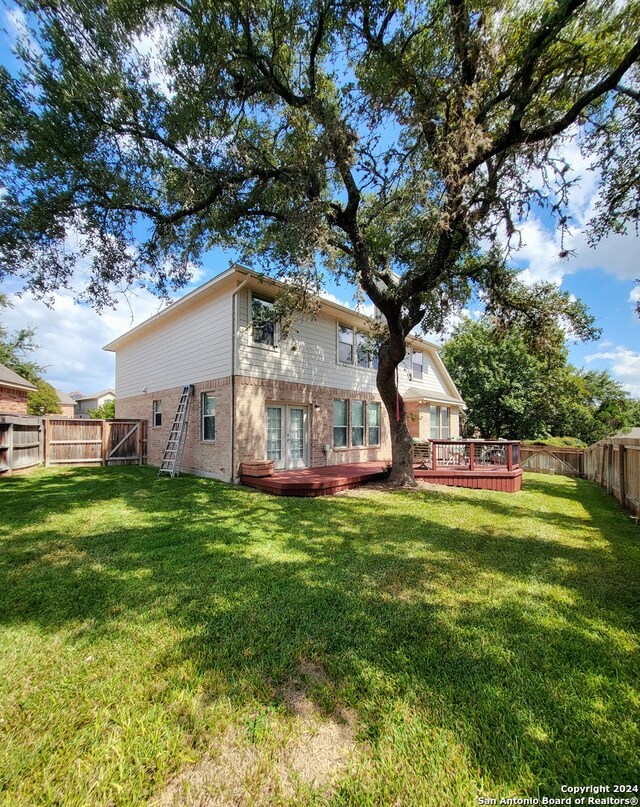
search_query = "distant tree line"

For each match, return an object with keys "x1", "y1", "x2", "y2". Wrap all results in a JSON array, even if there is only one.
[{"x1": 441, "y1": 319, "x2": 639, "y2": 445}]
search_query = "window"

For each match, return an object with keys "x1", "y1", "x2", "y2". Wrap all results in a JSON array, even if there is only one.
[
  {"x1": 441, "y1": 407, "x2": 450, "y2": 439},
  {"x1": 201, "y1": 393, "x2": 216, "y2": 441},
  {"x1": 252, "y1": 293, "x2": 276, "y2": 346},
  {"x1": 430, "y1": 405, "x2": 439, "y2": 439},
  {"x1": 356, "y1": 333, "x2": 370, "y2": 369},
  {"x1": 152, "y1": 400, "x2": 162, "y2": 427},
  {"x1": 334, "y1": 400, "x2": 382, "y2": 448},
  {"x1": 412, "y1": 350, "x2": 424, "y2": 380},
  {"x1": 351, "y1": 400, "x2": 365, "y2": 446},
  {"x1": 429, "y1": 405, "x2": 450, "y2": 438},
  {"x1": 368, "y1": 402, "x2": 380, "y2": 445},
  {"x1": 333, "y1": 399, "x2": 348, "y2": 447},
  {"x1": 338, "y1": 324, "x2": 378, "y2": 368},
  {"x1": 338, "y1": 325, "x2": 354, "y2": 364}
]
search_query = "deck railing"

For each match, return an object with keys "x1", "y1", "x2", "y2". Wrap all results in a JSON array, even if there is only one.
[{"x1": 424, "y1": 439, "x2": 521, "y2": 472}]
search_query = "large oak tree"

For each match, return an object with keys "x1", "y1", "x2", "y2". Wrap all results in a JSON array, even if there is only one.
[{"x1": 1, "y1": 0, "x2": 638, "y2": 483}]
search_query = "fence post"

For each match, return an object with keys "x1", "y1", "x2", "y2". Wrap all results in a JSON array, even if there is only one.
[
  {"x1": 619, "y1": 444, "x2": 626, "y2": 510},
  {"x1": 607, "y1": 443, "x2": 614, "y2": 495},
  {"x1": 432, "y1": 442, "x2": 438, "y2": 471},
  {"x1": 600, "y1": 445, "x2": 606, "y2": 487},
  {"x1": 43, "y1": 418, "x2": 49, "y2": 467},
  {"x1": 137, "y1": 422, "x2": 143, "y2": 465},
  {"x1": 7, "y1": 422, "x2": 13, "y2": 474}
]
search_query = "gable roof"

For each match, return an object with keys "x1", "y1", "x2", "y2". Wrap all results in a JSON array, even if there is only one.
[
  {"x1": 55, "y1": 388, "x2": 78, "y2": 406},
  {"x1": 104, "y1": 264, "x2": 444, "y2": 353},
  {"x1": 0, "y1": 363, "x2": 37, "y2": 392},
  {"x1": 73, "y1": 389, "x2": 115, "y2": 401}
]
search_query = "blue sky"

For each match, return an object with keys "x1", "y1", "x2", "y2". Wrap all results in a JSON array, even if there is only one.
[{"x1": 1, "y1": 7, "x2": 638, "y2": 399}]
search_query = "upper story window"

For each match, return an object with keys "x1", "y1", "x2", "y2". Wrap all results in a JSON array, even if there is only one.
[
  {"x1": 338, "y1": 324, "x2": 378, "y2": 369},
  {"x1": 338, "y1": 325, "x2": 354, "y2": 364},
  {"x1": 252, "y1": 293, "x2": 276, "y2": 347},
  {"x1": 412, "y1": 350, "x2": 424, "y2": 380},
  {"x1": 201, "y1": 393, "x2": 216, "y2": 441},
  {"x1": 152, "y1": 400, "x2": 162, "y2": 427}
]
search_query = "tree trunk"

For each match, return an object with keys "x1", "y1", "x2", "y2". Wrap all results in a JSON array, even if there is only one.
[{"x1": 377, "y1": 340, "x2": 416, "y2": 487}]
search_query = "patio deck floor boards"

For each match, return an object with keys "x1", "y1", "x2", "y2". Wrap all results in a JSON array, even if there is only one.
[{"x1": 241, "y1": 461, "x2": 523, "y2": 497}]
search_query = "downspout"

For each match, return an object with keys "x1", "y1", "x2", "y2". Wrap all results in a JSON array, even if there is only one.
[{"x1": 231, "y1": 274, "x2": 251, "y2": 483}]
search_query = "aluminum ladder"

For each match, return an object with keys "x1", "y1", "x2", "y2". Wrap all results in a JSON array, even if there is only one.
[{"x1": 158, "y1": 385, "x2": 194, "y2": 477}]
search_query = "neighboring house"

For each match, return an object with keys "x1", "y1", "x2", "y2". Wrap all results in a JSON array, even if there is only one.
[
  {"x1": 54, "y1": 389, "x2": 77, "y2": 418},
  {"x1": 70, "y1": 389, "x2": 116, "y2": 417},
  {"x1": 0, "y1": 363, "x2": 37, "y2": 415},
  {"x1": 104, "y1": 265, "x2": 465, "y2": 482}
]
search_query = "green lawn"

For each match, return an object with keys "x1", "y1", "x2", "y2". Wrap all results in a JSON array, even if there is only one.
[{"x1": 0, "y1": 468, "x2": 638, "y2": 806}]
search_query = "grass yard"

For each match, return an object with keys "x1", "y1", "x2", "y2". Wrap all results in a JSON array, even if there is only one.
[{"x1": 0, "y1": 468, "x2": 638, "y2": 806}]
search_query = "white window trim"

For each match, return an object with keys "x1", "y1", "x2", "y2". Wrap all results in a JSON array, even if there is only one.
[
  {"x1": 201, "y1": 392, "x2": 216, "y2": 442},
  {"x1": 152, "y1": 400, "x2": 162, "y2": 428},
  {"x1": 412, "y1": 350, "x2": 424, "y2": 380},
  {"x1": 333, "y1": 399, "x2": 382, "y2": 449},
  {"x1": 251, "y1": 292, "x2": 279, "y2": 349},
  {"x1": 336, "y1": 323, "x2": 377, "y2": 370}
]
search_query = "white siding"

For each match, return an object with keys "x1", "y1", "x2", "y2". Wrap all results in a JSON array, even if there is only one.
[
  {"x1": 115, "y1": 291, "x2": 233, "y2": 398},
  {"x1": 237, "y1": 288, "x2": 455, "y2": 400},
  {"x1": 398, "y1": 347, "x2": 457, "y2": 399}
]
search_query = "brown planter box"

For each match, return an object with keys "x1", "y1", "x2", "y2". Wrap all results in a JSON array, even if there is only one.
[{"x1": 240, "y1": 460, "x2": 274, "y2": 478}]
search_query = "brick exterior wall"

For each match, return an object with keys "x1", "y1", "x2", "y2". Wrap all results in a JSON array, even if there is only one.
[
  {"x1": 404, "y1": 401, "x2": 461, "y2": 440},
  {"x1": 234, "y1": 375, "x2": 392, "y2": 476},
  {"x1": 116, "y1": 374, "x2": 461, "y2": 482},
  {"x1": 116, "y1": 378, "x2": 232, "y2": 480},
  {"x1": 0, "y1": 386, "x2": 29, "y2": 416}
]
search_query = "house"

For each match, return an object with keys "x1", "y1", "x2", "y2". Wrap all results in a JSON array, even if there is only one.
[
  {"x1": 54, "y1": 389, "x2": 77, "y2": 418},
  {"x1": 0, "y1": 363, "x2": 37, "y2": 415},
  {"x1": 104, "y1": 266, "x2": 465, "y2": 481},
  {"x1": 70, "y1": 389, "x2": 116, "y2": 417}
]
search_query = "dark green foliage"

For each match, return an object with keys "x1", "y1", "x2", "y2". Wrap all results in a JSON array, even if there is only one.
[
  {"x1": 87, "y1": 399, "x2": 116, "y2": 419},
  {"x1": 27, "y1": 379, "x2": 62, "y2": 415},
  {"x1": 442, "y1": 319, "x2": 639, "y2": 442}
]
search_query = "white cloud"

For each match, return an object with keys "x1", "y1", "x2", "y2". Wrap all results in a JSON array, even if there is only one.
[
  {"x1": 320, "y1": 289, "x2": 375, "y2": 318},
  {"x1": 3, "y1": 283, "x2": 167, "y2": 394},
  {"x1": 5, "y1": 7, "x2": 28, "y2": 43},
  {"x1": 629, "y1": 286, "x2": 640, "y2": 303},
  {"x1": 506, "y1": 134, "x2": 640, "y2": 286},
  {"x1": 585, "y1": 345, "x2": 640, "y2": 397}
]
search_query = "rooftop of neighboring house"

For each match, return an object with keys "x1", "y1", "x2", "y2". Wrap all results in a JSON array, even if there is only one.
[
  {"x1": 55, "y1": 389, "x2": 78, "y2": 407},
  {"x1": 70, "y1": 389, "x2": 115, "y2": 402},
  {"x1": 0, "y1": 362, "x2": 37, "y2": 392}
]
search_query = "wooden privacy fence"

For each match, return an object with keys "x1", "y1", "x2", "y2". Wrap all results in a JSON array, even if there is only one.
[
  {"x1": 583, "y1": 437, "x2": 640, "y2": 517},
  {"x1": 44, "y1": 418, "x2": 147, "y2": 466},
  {"x1": 520, "y1": 444, "x2": 584, "y2": 477},
  {"x1": 0, "y1": 416, "x2": 42, "y2": 474},
  {"x1": 0, "y1": 417, "x2": 147, "y2": 474}
]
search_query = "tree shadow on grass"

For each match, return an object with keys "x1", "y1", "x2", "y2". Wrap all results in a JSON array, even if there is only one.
[{"x1": 0, "y1": 467, "x2": 638, "y2": 798}]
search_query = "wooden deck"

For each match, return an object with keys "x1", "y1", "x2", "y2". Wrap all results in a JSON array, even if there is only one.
[
  {"x1": 241, "y1": 461, "x2": 388, "y2": 497},
  {"x1": 241, "y1": 457, "x2": 523, "y2": 497},
  {"x1": 414, "y1": 465, "x2": 523, "y2": 492}
]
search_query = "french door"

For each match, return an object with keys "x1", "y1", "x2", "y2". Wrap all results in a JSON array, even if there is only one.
[{"x1": 265, "y1": 405, "x2": 308, "y2": 470}]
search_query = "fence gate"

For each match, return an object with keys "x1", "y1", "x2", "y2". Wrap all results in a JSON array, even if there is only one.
[
  {"x1": 106, "y1": 420, "x2": 146, "y2": 465},
  {"x1": 519, "y1": 445, "x2": 584, "y2": 477},
  {"x1": 44, "y1": 419, "x2": 147, "y2": 467}
]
